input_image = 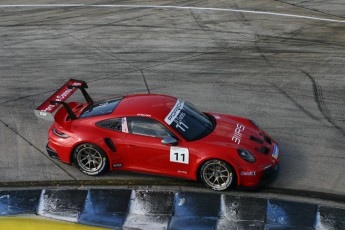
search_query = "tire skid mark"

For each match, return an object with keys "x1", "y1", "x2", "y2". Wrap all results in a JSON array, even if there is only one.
[
  {"x1": 264, "y1": 80, "x2": 321, "y2": 121},
  {"x1": 251, "y1": 17, "x2": 343, "y2": 130},
  {"x1": 299, "y1": 69, "x2": 345, "y2": 136},
  {"x1": 83, "y1": 0, "x2": 207, "y2": 33},
  {"x1": 253, "y1": 21, "x2": 322, "y2": 122},
  {"x1": 0, "y1": 89, "x2": 54, "y2": 105},
  {"x1": 0, "y1": 45, "x2": 227, "y2": 105},
  {"x1": 270, "y1": 22, "x2": 330, "y2": 46},
  {"x1": 276, "y1": 0, "x2": 345, "y2": 20},
  {"x1": 55, "y1": 30, "x2": 154, "y2": 94},
  {"x1": 254, "y1": 31, "x2": 270, "y2": 65},
  {"x1": 57, "y1": 29, "x2": 139, "y2": 70},
  {"x1": 189, "y1": 8, "x2": 253, "y2": 44},
  {"x1": 0, "y1": 3, "x2": 190, "y2": 48},
  {"x1": 189, "y1": 10, "x2": 227, "y2": 48},
  {"x1": 0, "y1": 119, "x2": 81, "y2": 183},
  {"x1": 0, "y1": 7, "x2": 141, "y2": 27},
  {"x1": 0, "y1": 10, "x2": 166, "y2": 50},
  {"x1": 255, "y1": 33, "x2": 345, "y2": 51}
]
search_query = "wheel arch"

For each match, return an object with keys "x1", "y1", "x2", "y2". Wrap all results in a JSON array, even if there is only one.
[
  {"x1": 69, "y1": 140, "x2": 111, "y2": 169},
  {"x1": 195, "y1": 157, "x2": 241, "y2": 186}
]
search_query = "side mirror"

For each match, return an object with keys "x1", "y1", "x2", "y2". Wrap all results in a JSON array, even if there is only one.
[{"x1": 161, "y1": 137, "x2": 178, "y2": 146}]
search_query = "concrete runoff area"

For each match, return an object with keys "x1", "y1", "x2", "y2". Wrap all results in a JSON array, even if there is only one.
[
  {"x1": 0, "y1": 0, "x2": 344, "y2": 203},
  {"x1": 0, "y1": 188, "x2": 345, "y2": 229}
]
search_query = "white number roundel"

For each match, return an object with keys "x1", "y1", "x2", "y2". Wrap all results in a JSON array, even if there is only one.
[{"x1": 170, "y1": 147, "x2": 189, "y2": 164}]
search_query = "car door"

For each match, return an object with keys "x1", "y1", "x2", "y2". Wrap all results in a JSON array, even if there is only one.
[
  {"x1": 95, "y1": 117, "x2": 127, "y2": 168},
  {"x1": 122, "y1": 116, "x2": 191, "y2": 177}
]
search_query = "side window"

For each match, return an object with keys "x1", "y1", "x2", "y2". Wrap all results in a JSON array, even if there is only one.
[
  {"x1": 96, "y1": 118, "x2": 122, "y2": 131},
  {"x1": 127, "y1": 117, "x2": 172, "y2": 138}
]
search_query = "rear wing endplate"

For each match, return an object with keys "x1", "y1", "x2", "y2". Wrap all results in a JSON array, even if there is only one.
[{"x1": 34, "y1": 79, "x2": 93, "y2": 121}]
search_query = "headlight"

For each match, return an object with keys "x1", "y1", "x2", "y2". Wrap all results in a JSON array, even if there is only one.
[
  {"x1": 53, "y1": 127, "x2": 69, "y2": 138},
  {"x1": 237, "y1": 149, "x2": 256, "y2": 163}
]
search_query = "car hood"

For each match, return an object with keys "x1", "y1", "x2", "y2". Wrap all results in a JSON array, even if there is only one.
[{"x1": 201, "y1": 113, "x2": 273, "y2": 155}]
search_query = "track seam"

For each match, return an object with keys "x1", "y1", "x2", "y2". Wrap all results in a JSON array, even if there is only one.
[
  {"x1": 275, "y1": 0, "x2": 345, "y2": 20},
  {"x1": 0, "y1": 119, "x2": 81, "y2": 185},
  {"x1": 243, "y1": 7, "x2": 322, "y2": 122},
  {"x1": 0, "y1": 4, "x2": 344, "y2": 23}
]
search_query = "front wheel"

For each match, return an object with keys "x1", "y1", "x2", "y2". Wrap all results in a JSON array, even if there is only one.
[
  {"x1": 200, "y1": 159, "x2": 235, "y2": 191},
  {"x1": 74, "y1": 143, "x2": 108, "y2": 176}
]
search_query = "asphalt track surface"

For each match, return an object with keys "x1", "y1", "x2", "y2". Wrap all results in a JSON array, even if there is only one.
[{"x1": 0, "y1": 0, "x2": 344, "y2": 201}]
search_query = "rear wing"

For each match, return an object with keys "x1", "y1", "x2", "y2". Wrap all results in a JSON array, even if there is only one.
[{"x1": 34, "y1": 79, "x2": 93, "y2": 121}]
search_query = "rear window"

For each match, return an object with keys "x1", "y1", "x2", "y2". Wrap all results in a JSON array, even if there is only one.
[{"x1": 80, "y1": 98, "x2": 122, "y2": 118}]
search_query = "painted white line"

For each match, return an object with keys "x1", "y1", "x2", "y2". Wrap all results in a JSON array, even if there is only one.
[{"x1": 0, "y1": 4, "x2": 344, "y2": 23}]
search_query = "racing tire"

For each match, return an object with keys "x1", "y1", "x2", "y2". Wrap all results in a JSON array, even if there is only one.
[
  {"x1": 74, "y1": 143, "x2": 108, "y2": 176},
  {"x1": 200, "y1": 159, "x2": 235, "y2": 191}
]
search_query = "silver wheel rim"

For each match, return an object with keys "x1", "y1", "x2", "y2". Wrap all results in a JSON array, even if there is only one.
[
  {"x1": 77, "y1": 145, "x2": 103, "y2": 173},
  {"x1": 202, "y1": 161, "x2": 232, "y2": 190}
]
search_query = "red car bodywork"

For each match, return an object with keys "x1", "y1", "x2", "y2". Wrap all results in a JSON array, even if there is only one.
[{"x1": 35, "y1": 79, "x2": 279, "y2": 189}]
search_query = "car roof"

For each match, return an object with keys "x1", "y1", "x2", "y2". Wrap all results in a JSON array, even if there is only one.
[{"x1": 113, "y1": 94, "x2": 177, "y2": 122}]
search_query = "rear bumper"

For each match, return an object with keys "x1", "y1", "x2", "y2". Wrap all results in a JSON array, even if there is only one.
[{"x1": 46, "y1": 143, "x2": 60, "y2": 160}]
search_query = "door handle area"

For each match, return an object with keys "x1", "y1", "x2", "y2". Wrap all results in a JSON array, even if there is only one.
[{"x1": 127, "y1": 144, "x2": 139, "y2": 149}]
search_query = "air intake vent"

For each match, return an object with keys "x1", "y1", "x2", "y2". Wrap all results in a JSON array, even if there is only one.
[
  {"x1": 104, "y1": 138, "x2": 116, "y2": 152},
  {"x1": 250, "y1": 136, "x2": 264, "y2": 144},
  {"x1": 260, "y1": 146, "x2": 270, "y2": 155},
  {"x1": 263, "y1": 135, "x2": 272, "y2": 145},
  {"x1": 96, "y1": 119, "x2": 122, "y2": 131}
]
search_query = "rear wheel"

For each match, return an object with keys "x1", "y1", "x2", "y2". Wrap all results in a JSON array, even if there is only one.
[
  {"x1": 74, "y1": 143, "x2": 108, "y2": 176},
  {"x1": 200, "y1": 159, "x2": 234, "y2": 191}
]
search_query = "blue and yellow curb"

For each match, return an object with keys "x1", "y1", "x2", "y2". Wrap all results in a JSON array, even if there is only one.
[{"x1": 0, "y1": 189, "x2": 344, "y2": 229}]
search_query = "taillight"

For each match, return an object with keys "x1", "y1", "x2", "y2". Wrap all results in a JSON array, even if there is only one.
[{"x1": 53, "y1": 127, "x2": 69, "y2": 138}]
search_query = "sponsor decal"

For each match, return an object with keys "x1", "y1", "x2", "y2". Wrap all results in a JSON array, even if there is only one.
[
  {"x1": 170, "y1": 146, "x2": 189, "y2": 164},
  {"x1": 121, "y1": 117, "x2": 129, "y2": 133},
  {"x1": 232, "y1": 123, "x2": 245, "y2": 144},
  {"x1": 214, "y1": 114, "x2": 221, "y2": 119},
  {"x1": 39, "y1": 111, "x2": 47, "y2": 116},
  {"x1": 165, "y1": 99, "x2": 184, "y2": 125},
  {"x1": 241, "y1": 171, "x2": 256, "y2": 176},
  {"x1": 174, "y1": 112, "x2": 189, "y2": 132},
  {"x1": 55, "y1": 88, "x2": 73, "y2": 102},
  {"x1": 42, "y1": 82, "x2": 83, "y2": 113},
  {"x1": 43, "y1": 104, "x2": 56, "y2": 113},
  {"x1": 164, "y1": 99, "x2": 189, "y2": 133},
  {"x1": 137, "y1": 113, "x2": 151, "y2": 117}
]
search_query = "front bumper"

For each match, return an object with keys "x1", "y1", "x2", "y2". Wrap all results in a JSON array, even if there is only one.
[
  {"x1": 239, "y1": 163, "x2": 280, "y2": 190},
  {"x1": 258, "y1": 163, "x2": 280, "y2": 187}
]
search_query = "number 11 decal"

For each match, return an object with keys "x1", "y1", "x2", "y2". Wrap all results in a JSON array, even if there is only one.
[{"x1": 170, "y1": 147, "x2": 189, "y2": 164}]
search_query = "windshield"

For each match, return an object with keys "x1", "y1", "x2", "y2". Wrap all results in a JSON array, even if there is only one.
[
  {"x1": 164, "y1": 99, "x2": 215, "y2": 141},
  {"x1": 80, "y1": 98, "x2": 122, "y2": 118}
]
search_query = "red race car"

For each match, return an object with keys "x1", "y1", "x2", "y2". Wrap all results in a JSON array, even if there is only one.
[{"x1": 35, "y1": 79, "x2": 279, "y2": 191}]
